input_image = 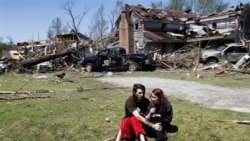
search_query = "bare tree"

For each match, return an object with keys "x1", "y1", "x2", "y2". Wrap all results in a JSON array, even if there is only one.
[
  {"x1": 150, "y1": 0, "x2": 185, "y2": 11},
  {"x1": 47, "y1": 29, "x2": 54, "y2": 40},
  {"x1": 184, "y1": 0, "x2": 199, "y2": 13},
  {"x1": 196, "y1": 0, "x2": 229, "y2": 15},
  {"x1": 166, "y1": 0, "x2": 185, "y2": 11},
  {"x1": 215, "y1": 1, "x2": 230, "y2": 13},
  {"x1": 150, "y1": 1, "x2": 167, "y2": 9},
  {"x1": 151, "y1": 0, "x2": 229, "y2": 15},
  {"x1": 89, "y1": 4, "x2": 109, "y2": 45},
  {"x1": 6, "y1": 36, "x2": 15, "y2": 46},
  {"x1": 186, "y1": 0, "x2": 229, "y2": 15},
  {"x1": 61, "y1": 0, "x2": 88, "y2": 34},
  {"x1": 0, "y1": 37, "x2": 14, "y2": 54},
  {"x1": 47, "y1": 17, "x2": 68, "y2": 39},
  {"x1": 108, "y1": 0, "x2": 123, "y2": 34}
]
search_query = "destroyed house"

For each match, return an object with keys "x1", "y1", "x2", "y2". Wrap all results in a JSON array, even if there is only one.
[
  {"x1": 10, "y1": 32, "x2": 92, "y2": 59},
  {"x1": 186, "y1": 2, "x2": 250, "y2": 43},
  {"x1": 54, "y1": 33, "x2": 93, "y2": 57},
  {"x1": 115, "y1": 3, "x2": 250, "y2": 54},
  {"x1": 54, "y1": 32, "x2": 93, "y2": 53},
  {"x1": 13, "y1": 40, "x2": 50, "y2": 57},
  {"x1": 55, "y1": 32, "x2": 92, "y2": 43}
]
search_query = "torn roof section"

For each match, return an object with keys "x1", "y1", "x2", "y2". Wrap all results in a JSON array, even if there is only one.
[
  {"x1": 144, "y1": 31, "x2": 185, "y2": 43},
  {"x1": 128, "y1": 4, "x2": 197, "y2": 22}
]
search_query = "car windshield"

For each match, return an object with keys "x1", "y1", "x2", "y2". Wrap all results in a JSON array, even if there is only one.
[{"x1": 215, "y1": 45, "x2": 226, "y2": 51}]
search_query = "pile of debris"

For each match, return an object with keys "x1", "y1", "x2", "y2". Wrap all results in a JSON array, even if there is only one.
[
  {"x1": 154, "y1": 42, "x2": 250, "y2": 74},
  {"x1": 0, "y1": 40, "x2": 89, "y2": 74},
  {"x1": 154, "y1": 44, "x2": 200, "y2": 69}
]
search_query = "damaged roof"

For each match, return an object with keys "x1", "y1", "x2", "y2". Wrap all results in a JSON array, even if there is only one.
[
  {"x1": 191, "y1": 3, "x2": 250, "y2": 23},
  {"x1": 126, "y1": 2, "x2": 249, "y2": 22},
  {"x1": 127, "y1": 4, "x2": 197, "y2": 22}
]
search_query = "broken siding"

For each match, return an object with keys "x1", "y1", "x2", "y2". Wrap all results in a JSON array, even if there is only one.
[
  {"x1": 131, "y1": 12, "x2": 144, "y2": 53},
  {"x1": 144, "y1": 31, "x2": 184, "y2": 42},
  {"x1": 185, "y1": 14, "x2": 239, "y2": 40},
  {"x1": 240, "y1": 3, "x2": 250, "y2": 39},
  {"x1": 194, "y1": 14, "x2": 239, "y2": 29},
  {"x1": 143, "y1": 21, "x2": 185, "y2": 33}
]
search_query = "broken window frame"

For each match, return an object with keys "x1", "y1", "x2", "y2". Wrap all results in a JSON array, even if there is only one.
[{"x1": 135, "y1": 22, "x2": 139, "y2": 30}]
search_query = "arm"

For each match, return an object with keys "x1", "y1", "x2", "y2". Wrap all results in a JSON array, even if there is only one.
[
  {"x1": 115, "y1": 129, "x2": 122, "y2": 141},
  {"x1": 162, "y1": 102, "x2": 173, "y2": 123},
  {"x1": 145, "y1": 107, "x2": 156, "y2": 120},
  {"x1": 132, "y1": 109, "x2": 162, "y2": 131}
]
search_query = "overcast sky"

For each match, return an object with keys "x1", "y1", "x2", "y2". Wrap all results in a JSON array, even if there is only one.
[{"x1": 0, "y1": 0, "x2": 249, "y2": 43}]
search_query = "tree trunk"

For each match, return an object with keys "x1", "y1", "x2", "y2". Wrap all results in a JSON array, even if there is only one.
[{"x1": 19, "y1": 50, "x2": 72, "y2": 67}]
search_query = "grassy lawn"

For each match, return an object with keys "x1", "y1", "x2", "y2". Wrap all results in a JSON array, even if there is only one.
[{"x1": 0, "y1": 71, "x2": 250, "y2": 141}]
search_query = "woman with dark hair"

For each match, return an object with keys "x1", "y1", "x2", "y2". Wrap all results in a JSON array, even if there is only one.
[
  {"x1": 115, "y1": 84, "x2": 162, "y2": 141},
  {"x1": 145, "y1": 88, "x2": 173, "y2": 141}
]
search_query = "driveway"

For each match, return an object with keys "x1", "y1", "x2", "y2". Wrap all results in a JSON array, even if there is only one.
[{"x1": 97, "y1": 76, "x2": 250, "y2": 113}]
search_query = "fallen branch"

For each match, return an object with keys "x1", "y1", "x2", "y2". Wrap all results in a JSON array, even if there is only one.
[
  {"x1": 80, "y1": 74, "x2": 104, "y2": 78},
  {"x1": 215, "y1": 70, "x2": 225, "y2": 75},
  {"x1": 103, "y1": 137, "x2": 115, "y2": 141},
  {"x1": 0, "y1": 91, "x2": 31, "y2": 94},
  {"x1": 160, "y1": 61, "x2": 175, "y2": 69},
  {"x1": 77, "y1": 86, "x2": 129, "y2": 92},
  {"x1": 225, "y1": 69, "x2": 250, "y2": 74},
  {"x1": 0, "y1": 90, "x2": 53, "y2": 95},
  {"x1": 215, "y1": 120, "x2": 250, "y2": 125},
  {"x1": 0, "y1": 96, "x2": 51, "y2": 101}
]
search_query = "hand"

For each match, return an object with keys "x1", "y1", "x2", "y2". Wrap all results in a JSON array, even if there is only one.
[
  {"x1": 153, "y1": 123, "x2": 162, "y2": 131},
  {"x1": 150, "y1": 107, "x2": 156, "y2": 114}
]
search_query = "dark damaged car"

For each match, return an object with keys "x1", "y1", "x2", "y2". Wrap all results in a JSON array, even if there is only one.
[{"x1": 81, "y1": 47, "x2": 155, "y2": 72}]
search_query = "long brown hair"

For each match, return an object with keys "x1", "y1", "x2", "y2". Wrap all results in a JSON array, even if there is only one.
[{"x1": 150, "y1": 88, "x2": 168, "y2": 114}]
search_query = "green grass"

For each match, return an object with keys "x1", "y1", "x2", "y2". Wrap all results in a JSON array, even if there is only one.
[{"x1": 0, "y1": 71, "x2": 250, "y2": 141}]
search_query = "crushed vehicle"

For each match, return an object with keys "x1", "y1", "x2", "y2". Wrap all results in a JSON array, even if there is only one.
[
  {"x1": 233, "y1": 52, "x2": 250, "y2": 69},
  {"x1": 0, "y1": 60, "x2": 7, "y2": 74},
  {"x1": 36, "y1": 61, "x2": 54, "y2": 73},
  {"x1": 200, "y1": 43, "x2": 249, "y2": 64},
  {"x1": 81, "y1": 47, "x2": 155, "y2": 72}
]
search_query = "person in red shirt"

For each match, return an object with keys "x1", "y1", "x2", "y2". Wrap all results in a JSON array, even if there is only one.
[{"x1": 115, "y1": 83, "x2": 162, "y2": 141}]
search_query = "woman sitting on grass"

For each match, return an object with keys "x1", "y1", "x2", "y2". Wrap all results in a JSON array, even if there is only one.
[{"x1": 144, "y1": 88, "x2": 173, "y2": 141}]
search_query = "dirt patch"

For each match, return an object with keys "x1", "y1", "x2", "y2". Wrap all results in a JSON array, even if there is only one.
[{"x1": 97, "y1": 76, "x2": 250, "y2": 113}]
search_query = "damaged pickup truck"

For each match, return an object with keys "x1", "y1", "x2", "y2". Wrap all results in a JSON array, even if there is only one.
[{"x1": 81, "y1": 47, "x2": 155, "y2": 72}]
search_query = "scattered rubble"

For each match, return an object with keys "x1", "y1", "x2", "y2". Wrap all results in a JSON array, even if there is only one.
[{"x1": 1, "y1": 32, "x2": 92, "y2": 73}]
